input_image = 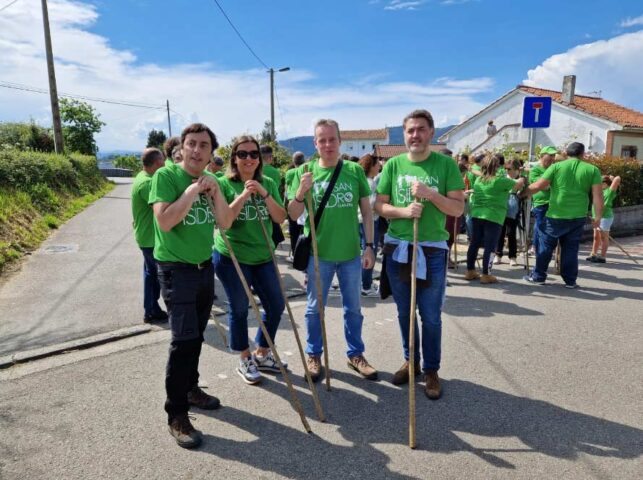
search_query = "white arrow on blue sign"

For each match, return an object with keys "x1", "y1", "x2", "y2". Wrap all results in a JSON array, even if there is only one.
[{"x1": 522, "y1": 96, "x2": 552, "y2": 128}]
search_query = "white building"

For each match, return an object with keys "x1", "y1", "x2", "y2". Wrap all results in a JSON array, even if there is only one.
[
  {"x1": 439, "y1": 76, "x2": 643, "y2": 159},
  {"x1": 339, "y1": 129, "x2": 389, "y2": 157}
]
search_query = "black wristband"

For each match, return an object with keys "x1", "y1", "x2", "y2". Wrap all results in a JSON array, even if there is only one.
[{"x1": 365, "y1": 243, "x2": 374, "y2": 248}]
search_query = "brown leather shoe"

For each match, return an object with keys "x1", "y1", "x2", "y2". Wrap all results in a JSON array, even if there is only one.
[
  {"x1": 464, "y1": 269, "x2": 480, "y2": 280},
  {"x1": 391, "y1": 360, "x2": 421, "y2": 385},
  {"x1": 347, "y1": 355, "x2": 378, "y2": 380},
  {"x1": 480, "y1": 274, "x2": 498, "y2": 284},
  {"x1": 424, "y1": 370, "x2": 442, "y2": 400},
  {"x1": 306, "y1": 355, "x2": 322, "y2": 383},
  {"x1": 168, "y1": 414, "x2": 202, "y2": 449},
  {"x1": 187, "y1": 386, "x2": 220, "y2": 410}
]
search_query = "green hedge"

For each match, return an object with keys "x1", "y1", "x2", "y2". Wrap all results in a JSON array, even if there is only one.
[{"x1": 588, "y1": 155, "x2": 642, "y2": 208}]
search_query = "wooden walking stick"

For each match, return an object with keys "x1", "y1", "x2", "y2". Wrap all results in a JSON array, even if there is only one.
[
  {"x1": 408, "y1": 201, "x2": 419, "y2": 450},
  {"x1": 210, "y1": 309, "x2": 229, "y2": 348},
  {"x1": 304, "y1": 165, "x2": 331, "y2": 391},
  {"x1": 452, "y1": 217, "x2": 458, "y2": 271},
  {"x1": 608, "y1": 234, "x2": 640, "y2": 265},
  {"x1": 523, "y1": 199, "x2": 531, "y2": 271},
  {"x1": 251, "y1": 197, "x2": 326, "y2": 422},
  {"x1": 206, "y1": 197, "x2": 312, "y2": 433},
  {"x1": 555, "y1": 243, "x2": 561, "y2": 275}
]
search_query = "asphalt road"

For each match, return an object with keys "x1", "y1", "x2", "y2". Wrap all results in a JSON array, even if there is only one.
[{"x1": 0, "y1": 178, "x2": 642, "y2": 479}]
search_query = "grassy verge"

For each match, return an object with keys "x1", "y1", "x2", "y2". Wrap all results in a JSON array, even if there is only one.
[{"x1": 0, "y1": 181, "x2": 114, "y2": 273}]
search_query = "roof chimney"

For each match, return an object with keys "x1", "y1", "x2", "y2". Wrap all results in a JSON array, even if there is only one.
[{"x1": 561, "y1": 75, "x2": 576, "y2": 104}]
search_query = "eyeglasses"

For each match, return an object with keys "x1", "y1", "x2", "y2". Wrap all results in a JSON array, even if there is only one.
[{"x1": 236, "y1": 150, "x2": 260, "y2": 160}]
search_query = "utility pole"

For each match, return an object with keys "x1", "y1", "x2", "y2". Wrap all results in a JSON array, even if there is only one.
[
  {"x1": 269, "y1": 67, "x2": 290, "y2": 141},
  {"x1": 166, "y1": 99, "x2": 172, "y2": 137},
  {"x1": 41, "y1": 0, "x2": 64, "y2": 153}
]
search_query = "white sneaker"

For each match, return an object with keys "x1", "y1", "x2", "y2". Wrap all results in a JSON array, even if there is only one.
[
  {"x1": 495, "y1": 256, "x2": 503, "y2": 264},
  {"x1": 237, "y1": 357, "x2": 261, "y2": 385},
  {"x1": 509, "y1": 258, "x2": 518, "y2": 267},
  {"x1": 253, "y1": 351, "x2": 288, "y2": 373},
  {"x1": 361, "y1": 286, "x2": 379, "y2": 297},
  {"x1": 286, "y1": 254, "x2": 294, "y2": 262},
  {"x1": 331, "y1": 279, "x2": 339, "y2": 289}
]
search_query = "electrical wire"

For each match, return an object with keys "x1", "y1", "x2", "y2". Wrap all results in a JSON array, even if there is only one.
[
  {"x1": 0, "y1": 0, "x2": 20, "y2": 13},
  {"x1": 0, "y1": 80, "x2": 165, "y2": 110},
  {"x1": 210, "y1": 0, "x2": 268, "y2": 69}
]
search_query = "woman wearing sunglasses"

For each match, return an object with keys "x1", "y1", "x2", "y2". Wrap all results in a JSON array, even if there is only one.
[{"x1": 212, "y1": 135, "x2": 288, "y2": 385}]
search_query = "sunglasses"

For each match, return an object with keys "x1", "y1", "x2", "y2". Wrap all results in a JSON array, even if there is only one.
[{"x1": 236, "y1": 150, "x2": 260, "y2": 160}]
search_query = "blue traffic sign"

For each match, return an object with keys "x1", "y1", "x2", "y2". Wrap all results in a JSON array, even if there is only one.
[{"x1": 522, "y1": 96, "x2": 552, "y2": 128}]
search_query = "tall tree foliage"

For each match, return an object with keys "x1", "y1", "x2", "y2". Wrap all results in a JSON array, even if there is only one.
[
  {"x1": 146, "y1": 129, "x2": 167, "y2": 149},
  {"x1": 59, "y1": 98, "x2": 105, "y2": 155}
]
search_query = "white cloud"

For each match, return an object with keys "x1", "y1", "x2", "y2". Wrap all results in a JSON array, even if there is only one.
[
  {"x1": 384, "y1": 1, "x2": 427, "y2": 11},
  {"x1": 524, "y1": 30, "x2": 643, "y2": 111},
  {"x1": 620, "y1": 14, "x2": 643, "y2": 28},
  {"x1": 0, "y1": 0, "x2": 491, "y2": 151}
]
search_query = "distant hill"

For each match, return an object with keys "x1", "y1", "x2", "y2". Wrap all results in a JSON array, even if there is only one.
[{"x1": 279, "y1": 125, "x2": 455, "y2": 157}]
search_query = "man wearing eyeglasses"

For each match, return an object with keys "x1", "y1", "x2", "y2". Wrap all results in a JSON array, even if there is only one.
[
  {"x1": 149, "y1": 123, "x2": 233, "y2": 449},
  {"x1": 288, "y1": 119, "x2": 378, "y2": 382}
]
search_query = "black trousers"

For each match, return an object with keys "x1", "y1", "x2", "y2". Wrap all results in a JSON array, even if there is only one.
[
  {"x1": 157, "y1": 262, "x2": 214, "y2": 422},
  {"x1": 496, "y1": 217, "x2": 518, "y2": 258}
]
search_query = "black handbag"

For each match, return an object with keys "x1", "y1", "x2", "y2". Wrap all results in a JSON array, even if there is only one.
[{"x1": 292, "y1": 161, "x2": 344, "y2": 271}]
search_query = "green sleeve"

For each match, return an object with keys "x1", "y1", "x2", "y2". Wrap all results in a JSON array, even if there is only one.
[
  {"x1": 139, "y1": 178, "x2": 151, "y2": 205},
  {"x1": 267, "y1": 177, "x2": 284, "y2": 207},
  {"x1": 542, "y1": 163, "x2": 557, "y2": 182},
  {"x1": 356, "y1": 166, "x2": 371, "y2": 198},
  {"x1": 376, "y1": 162, "x2": 392, "y2": 196},
  {"x1": 500, "y1": 176, "x2": 517, "y2": 192},
  {"x1": 149, "y1": 169, "x2": 176, "y2": 204},
  {"x1": 528, "y1": 166, "x2": 542, "y2": 184},
  {"x1": 446, "y1": 160, "x2": 466, "y2": 192},
  {"x1": 287, "y1": 166, "x2": 302, "y2": 200},
  {"x1": 591, "y1": 167, "x2": 602, "y2": 185}
]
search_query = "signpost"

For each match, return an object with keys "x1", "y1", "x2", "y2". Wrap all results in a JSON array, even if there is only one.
[{"x1": 522, "y1": 96, "x2": 552, "y2": 161}]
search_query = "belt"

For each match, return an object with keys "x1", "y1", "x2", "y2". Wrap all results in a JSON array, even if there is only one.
[{"x1": 157, "y1": 260, "x2": 212, "y2": 270}]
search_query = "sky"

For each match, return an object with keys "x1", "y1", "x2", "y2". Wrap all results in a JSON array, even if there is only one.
[{"x1": 0, "y1": 0, "x2": 642, "y2": 152}]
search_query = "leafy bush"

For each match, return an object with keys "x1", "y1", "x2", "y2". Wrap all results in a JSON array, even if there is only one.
[
  {"x1": 587, "y1": 155, "x2": 642, "y2": 207},
  {"x1": 113, "y1": 154, "x2": 141, "y2": 174},
  {"x1": 0, "y1": 122, "x2": 55, "y2": 152}
]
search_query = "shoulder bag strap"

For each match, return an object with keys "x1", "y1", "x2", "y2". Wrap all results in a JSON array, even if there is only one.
[{"x1": 312, "y1": 160, "x2": 343, "y2": 229}]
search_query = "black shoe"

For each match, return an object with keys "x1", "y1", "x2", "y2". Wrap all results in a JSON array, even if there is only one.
[
  {"x1": 523, "y1": 275, "x2": 545, "y2": 285},
  {"x1": 595, "y1": 256, "x2": 606, "y2": 264},
  {"x1": 585, "y1": 255, "x2": 597, "y2": 262},
  {"x1": 168, "y1": 414, "x2": 202, "y2": 449},
  {"x1": 144, "y1": 311, "x2": 168, "y2": 323},
  {"x1": 187, "y1": 386, "x2": 221, "y2": 410}
]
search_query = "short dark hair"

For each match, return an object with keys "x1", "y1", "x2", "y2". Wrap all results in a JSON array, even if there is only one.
[
  {"x1": 460, "y1": 153, "x2": 469, "y2": 162},
  {"x1": 180, "y1": 123, "x2": 219, "y2": 153},
  {"x1": 566, "y1": 142, "x2": 585, "y2": 158},
  {"x1": 440, "y1": 148, "x2": 453, "y2": 157},
  {"x1": 163, "y1": 136, "x2": 181, "y2": 159},
  {"x1": 493, "y1": 153, "x2": 505, "y2": 166},
  {"x1": 141, "y1": 147, "x2": 164, "y2": 167},
  {"x1": 474, "y1": 153, "x2": 485, "y2": 164},
  {"x1": 358, "y1": 153, "x2": 378, "y2": 173},
  {"x1": 212, "y1": 156, "x2": 224, "y2": 166},
  {"x1": 260, "y1": 144, "x2": 273, "y2": 155},
  {"x1": 228, "y1": 135, "x2": 262, "y2": 182},
  {"x1": 403, "y1": 109, "x2": 435, "y2": 130},
  {"x1": 292, "y1": 151, "x2": 305, "y2": 166}
]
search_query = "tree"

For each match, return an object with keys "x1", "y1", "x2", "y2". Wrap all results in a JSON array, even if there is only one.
[
  {"x1": 259, "y1": 120, "x2": 273, "y2": 144},
  {"x1": 59, "y1": 98, "x2": 105, "y2": 155},
  {"x1": 146, "y1": 129, "x2": 167, "y2": 149}
]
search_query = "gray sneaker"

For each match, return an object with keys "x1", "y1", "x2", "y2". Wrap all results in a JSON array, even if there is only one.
[
  {"x1": 168, "y1": 414, "x2": 202, "y2": 449},
  {"x1": 254, "y1": 350, "x2": 288, "y2": 373},
  {"x1": 361, "y1": 285, "x2": 379, "y2": 297},
  {"x1": 237, "y1": 357, "x2": 262, "y2": 385}
]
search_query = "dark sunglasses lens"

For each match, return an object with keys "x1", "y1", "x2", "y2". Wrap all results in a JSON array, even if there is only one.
[
  {"x1": 236, "y1": 150, "x2": 260, "y2": 160},
  {"x1": 249, "y1": 150, "x2": 260, "y2": 159}
]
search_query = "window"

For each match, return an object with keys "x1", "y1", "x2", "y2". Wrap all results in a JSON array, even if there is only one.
[{"x1": 621, "y1": 146, "x2": 638, "y2": 159}]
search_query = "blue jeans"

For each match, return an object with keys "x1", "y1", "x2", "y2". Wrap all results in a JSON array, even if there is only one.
[
  {"x1": 141, "y1": 247, "x2": 163, "y2": 316},
  {"x1": 385, "y1": 249, "x2": 447, "y2": 371},
  {"x1": 531, "y1": 204, "x2": 549, "y2": 251},
  {"x1": 304, "y1": 256, "x2": 365, "y2": 358},
  {"x1": 359, "y1": 222, "x2": 379, "y2": 289},
  {"x1": 532, "y1": 217, "x2": 586, "y2": 285},
  {"x1": 213, "y1": 251, "x2": 285, "y2": 351},
  {"x1": 466, "y1": 218, "x2": 503, "y2": 274}
]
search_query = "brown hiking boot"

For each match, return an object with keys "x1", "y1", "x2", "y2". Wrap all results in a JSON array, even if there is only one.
[
  {"x1": 480, "y1": 274, "x2": 498, "y2": 284},
  {"x1": 464, "y1": 269, "x2": 480, "y2": 280},
  {"x1": 391, "y1": 360, "x2": 421, "y2": 385},
  {"x1": 187, "y1": 386, "x2": 220, "y2": 410},
  {"x1": 424, "y1": 370, "x2": 442, "y2": 400},
  {"x1": 168, "y1": 414, "x2": 202, "y2": 449},
  {"x1": 306, "y1": 355, "x2": 322, "y2": 383},
  {"x1": 347, "y1": 355, "x2": 378, "y2": 380}
]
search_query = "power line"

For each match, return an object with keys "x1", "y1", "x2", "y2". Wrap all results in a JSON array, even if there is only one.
[
  {"x1": 210, "y1": 0, "x2": 268, "y2": 69},
  {"x1": 0, "y1": 0, "x2": 20, "y2": 13},
  {"x1": 0, "y1": 80, "x2": 165, "y2": 110},
  {"x1": 273, "y1": 84, "x2": 289, "y2": 142}
]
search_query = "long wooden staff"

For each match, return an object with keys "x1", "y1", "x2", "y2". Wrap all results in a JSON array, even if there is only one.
[
  {"x1": 408, "y1": 201, "x2": 419, "y2": 450},
  {"x1": 608, "y1": 234, "x2": 640, "y2": 265},
  {"x1": 250, "y1": 196, "x2": 326, "y2": 422},
  {"x1": 206, "y1": 197, "x2": 311, "y2": 433},
  {"x1": 452, "y1": 216, "x2": 458, "y2": 271},
  {"x1": 304, "y1": 165, "x2": 331, "y2": 391},
  {"x1": 524, "y1": 199, "x2": 531, "y2": 271},
  {"x1": 210, "y1": 311, "x2": 228, "y2": 348}
]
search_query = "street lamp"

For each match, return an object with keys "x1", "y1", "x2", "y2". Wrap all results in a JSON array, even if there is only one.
[{"x1": 269, "y1": 67, "x2": 290, "y2": 141}]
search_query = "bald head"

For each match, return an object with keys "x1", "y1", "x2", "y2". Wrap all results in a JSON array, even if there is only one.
[{"x1": 141, "y1": 147, "x2": 164, "y2": 173}]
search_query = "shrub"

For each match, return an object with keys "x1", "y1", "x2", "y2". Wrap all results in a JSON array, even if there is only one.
[
  {"x1": 587, "y1": 155, "x2": 642, "y2": 207},
  {"x1": 113, "y1": 154, "x2": 141, "y2": 174},
  {"x1": 0, "y1": 122, "x2": 55, "y2": 152}
]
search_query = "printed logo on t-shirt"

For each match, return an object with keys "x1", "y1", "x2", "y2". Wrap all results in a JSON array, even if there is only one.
[
  {"x1": 313, "y1": 181, "x2": 354, "y2": 209},
  {"x1": 238, "y1": 196, "x2": 269, "y2": 221},
  {"x1": 395, "y1": 175, "x2": 439, "y2": 204},
  {"x1": 182, "y1": 195, "x2": 215, "y2": 226}
]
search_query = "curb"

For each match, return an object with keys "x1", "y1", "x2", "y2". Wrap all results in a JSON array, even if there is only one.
[{"x1": 0, "y1": 325, "x2": 152, "y2": 370}]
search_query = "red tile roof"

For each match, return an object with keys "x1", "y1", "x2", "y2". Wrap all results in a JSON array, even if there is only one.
[
  {"x1": 375, "y1": 143, "x2": 446, "y2": 159},
  {"x1": 341, "y1": 128, "x2": 388, "y2": 140},
  {"x1": 518, "y1": 85, "x2": 643, "y2": 128}
]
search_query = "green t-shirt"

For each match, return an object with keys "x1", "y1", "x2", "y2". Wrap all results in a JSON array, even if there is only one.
[
  {"x1": 496, "y1": 167, "x2": 507, "y2": 177},
  {"x1": 131, "y1": 170, "x2": 155, "y2": 248},
  {"x1": 593, "y1": 188, "x2": 616, "y2": 219},
  {"x1": 470, "y1": 176, "x2": 516, "y2": 225},
  {"x1": 529, "y1": 164, "x2": 550, "y2": 207},
  {"x1": 284, "y1": 168, "x2": 297, "y2": 200},
  {"x1": 164, "y1": 158, "x2": 173, "y2": 167},
  {"x1": 149, "y1": 163, "x2": 219, "y2": 264},
  {"x1": 376, "y1": 152, "x2": 465, "y2": 242},
  {"x1": 214, "y1": 171, "x2": 224, "y2": 178},
  {"x1": 263, "y1": 164, "x2": 282, "y2": 190},
  {"x1": 288, "y1": 159, "x2": 370, "y2": 262},
  {"x1": 214, "y1": 176, "x2": 283, "y2": 265},
  {"x1": 543, "y1": 158, "x2": 602, "y2": 219}
]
